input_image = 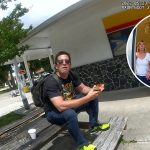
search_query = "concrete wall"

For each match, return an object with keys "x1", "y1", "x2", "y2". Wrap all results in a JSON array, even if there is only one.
[{"x1": 48, "y1": 0, "x2": 122, "y2": 67}]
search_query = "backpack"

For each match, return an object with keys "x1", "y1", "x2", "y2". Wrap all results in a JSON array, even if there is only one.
[{"x1": 31, "y1": 73, "x2": 63, "y2": 107}]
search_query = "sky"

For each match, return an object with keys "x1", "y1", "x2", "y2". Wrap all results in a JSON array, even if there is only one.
[{"x1": 0, "y1": 0, "x2": 81, "y2": 28}]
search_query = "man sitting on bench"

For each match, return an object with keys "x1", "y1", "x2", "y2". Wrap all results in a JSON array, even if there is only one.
[{"x1": 43, "y1": 51, "x2": 110, "y2": 150}]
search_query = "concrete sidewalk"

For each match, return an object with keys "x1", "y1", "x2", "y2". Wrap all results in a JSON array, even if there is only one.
[
  {"x1": 99, "y1": 87, "x2": 150, "y2": 150},
  {"x1": 81, "y1": 86, "x2": 150, "y2": 150}
]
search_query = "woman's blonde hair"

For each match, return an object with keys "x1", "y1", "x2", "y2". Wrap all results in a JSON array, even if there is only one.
[{"x1": 136, "y1": 40, "x2": 146, "y2": 52}]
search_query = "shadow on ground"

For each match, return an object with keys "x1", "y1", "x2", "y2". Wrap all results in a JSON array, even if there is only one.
[{"x1": 43, "y1": 130, "x2": 96, "y2": 150}]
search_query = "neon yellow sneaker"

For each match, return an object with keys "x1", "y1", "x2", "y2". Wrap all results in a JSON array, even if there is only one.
[
  {"x1": 90, "y1": 123, "x2": 110, "y2": 133},
  {"x1": 78, "y1": 144, "x2": 97, "y2": 150}
]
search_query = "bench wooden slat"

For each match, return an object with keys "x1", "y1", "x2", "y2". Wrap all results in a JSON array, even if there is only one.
[
  {"x1": 93, "y1": 116, "x2": 118, "y2": 146},
  {"x1": 99, "y1": 117, "x2": 123, "y2": 149},
  {"x1": 106, "y1": 117, "x2": 127, "y2": 150},
  {"x1": 93, "y1": 116, "x2": 127, "y2": 150},
  {"x1": 0, "y1": 117, "x2": 52, "y2": 150},
  {"x1": 0, "y1": 108, "x2": 44, "y2": 136},
  {"x1": 18, "y1": 124, "x2": 66, "y2": 150},
  {"x1": 100, "y1": 117, "x2": 127, "y2": 150}
]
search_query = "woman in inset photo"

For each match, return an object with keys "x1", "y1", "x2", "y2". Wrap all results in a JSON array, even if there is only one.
[{"x1": 135, "y1": 40, "x2": 150, "y2": 86}]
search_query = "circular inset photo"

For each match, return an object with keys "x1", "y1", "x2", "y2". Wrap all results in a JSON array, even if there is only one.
[{"x1": 126, "y1": 15, "x2": 150, "y2": 88}]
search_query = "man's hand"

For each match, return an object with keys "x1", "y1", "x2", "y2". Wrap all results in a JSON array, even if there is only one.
[
  {"x1": 93, "y1": 84, "x2": 105, "y2": 92},
  {"x1": 86, "y1": 84, "x2": 104, "y2": 100},
  {"x1": 86, "y1": 89, "x2": 100, "y2": 100}
]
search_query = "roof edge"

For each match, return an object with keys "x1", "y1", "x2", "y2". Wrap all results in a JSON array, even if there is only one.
[{"x1": 21, "y1": 0, "x2": 92, "y2": 42}]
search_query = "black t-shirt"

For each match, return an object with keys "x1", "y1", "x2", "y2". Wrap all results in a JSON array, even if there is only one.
[{"x1": 43, "y1": 71, "x2": 81, "y2": 112}]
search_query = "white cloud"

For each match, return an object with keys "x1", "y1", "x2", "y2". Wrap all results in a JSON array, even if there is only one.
[
  {"x1": 0, "y1": 0, "x2": 80, "y2": 28},
  {"x1": 22, "y1": 0, "x2": 81, "y2": 28}
]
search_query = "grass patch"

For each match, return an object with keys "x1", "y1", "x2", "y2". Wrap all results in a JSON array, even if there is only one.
[{"x1": 0, "y1": 112, "x2": 25, "y2": 128}]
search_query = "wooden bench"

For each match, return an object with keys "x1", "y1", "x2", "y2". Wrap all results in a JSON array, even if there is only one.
[
  {"x1": 0, "y1": 108, "x2": 65, "y2": 150},
  {"x1": 93, "y1": 116, "x2": 128, "y2": 150},
  {"x1": 0, "y1": 107, "x2": 44, "y2": 136},
  {"x1": 0, "y1": 114, "x2": 127, "y2": 150}
]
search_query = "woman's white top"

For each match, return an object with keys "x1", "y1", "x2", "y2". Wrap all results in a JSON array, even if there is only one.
[{"x1": 136, "y1": 53, "x2": 150, "y2": 76}]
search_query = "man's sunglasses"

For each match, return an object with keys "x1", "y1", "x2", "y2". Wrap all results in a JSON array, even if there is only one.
[{"x1": 57, "y1": 59, "x2": 71, "y2": 65}]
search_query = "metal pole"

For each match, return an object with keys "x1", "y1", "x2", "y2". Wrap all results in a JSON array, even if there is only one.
[
  {"x1": 47, "y1": 48, "x2": 55, "y2": 72},
  {"x1": 23, "y1": 55, "x2": 33, "y2": 88},
  {"x1": 13, "y1": 58, "x2": 30, "y2": 110}
]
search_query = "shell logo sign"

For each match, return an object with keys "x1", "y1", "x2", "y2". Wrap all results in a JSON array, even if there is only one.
[{"x1": 103, "y1": 5, "x2": 150, "y2": 34}]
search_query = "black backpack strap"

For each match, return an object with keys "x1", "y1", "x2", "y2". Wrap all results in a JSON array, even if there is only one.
[
  {"x1": 51, "y1": 74, "x2": 63, "y2": 92},
  {"x1": 51, "y1": 71, "x2": 74, "y2": 92},
  {"x1": 69, "y1": 70, "x2": 74, "y2": 80}
]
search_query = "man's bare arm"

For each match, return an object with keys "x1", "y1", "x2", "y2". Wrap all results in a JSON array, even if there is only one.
[
  {"x1": 50, "y1": 88, "x2": 101, "y2": 112},
  {"x1": 76, "y1": 83, "x2": 91, "y2": 95}
]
